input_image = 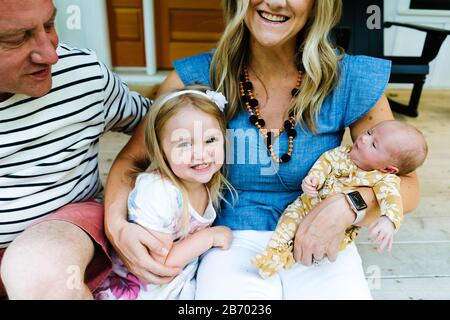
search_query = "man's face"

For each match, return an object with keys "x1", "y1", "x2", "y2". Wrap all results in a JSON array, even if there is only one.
[{"x1": 0, "y1": 0, "x2": 59, "y2": 98}]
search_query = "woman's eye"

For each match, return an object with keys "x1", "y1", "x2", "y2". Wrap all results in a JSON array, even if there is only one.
[
  {"x1": 372, "y1": 143, "x2": 376, "y2": 149},
  {"x1": 367, "y1": 130, "x2": 372, "y2": 135}
]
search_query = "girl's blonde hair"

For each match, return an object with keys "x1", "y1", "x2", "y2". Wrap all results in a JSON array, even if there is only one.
[
  {"x1": 211, "y1": 0, "x2": 344, "y2": 132},
  {"x1": 144, "y1": 86, "x2": 234, "y2": 237}
]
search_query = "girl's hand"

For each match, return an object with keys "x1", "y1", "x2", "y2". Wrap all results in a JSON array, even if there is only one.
[
  {"x1": 293, "y1": 193, "x2": 355, "y2": 266},
  {"x1": 302, "y1": 176, "x2": 319, "y2": 197},
  {"x1": 210, "y1": 226, "x2": 233, "y2": 250},
  {"x1": 107, "y1": 220, "x2": 181, "y2": 285},
  {"x1": 369, "y1": 216, "x2": 395, "y2": 253}
]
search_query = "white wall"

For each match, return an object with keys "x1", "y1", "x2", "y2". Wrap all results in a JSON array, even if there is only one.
[
  {"x1": 54, "y1": 0, "x2": 112, "y2": 66},
  {"x1": 52, "y1": 0, "x2": 450, "y2": 88},
  {"x1": 384, "y1": 0, "x2": 450, "y2": 88}
]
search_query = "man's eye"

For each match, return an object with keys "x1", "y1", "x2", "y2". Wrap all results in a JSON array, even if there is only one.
[
  {"x1": 44, "y1": 22, "x2": 55, "y2": 33},
  {"x1": 2, "y1": 35, "x2": 26, "y2": 47}
]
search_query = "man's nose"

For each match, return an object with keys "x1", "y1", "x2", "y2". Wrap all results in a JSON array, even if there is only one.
[{"x1": 30, "y1": 30, "x2": 59, "y2": 65}]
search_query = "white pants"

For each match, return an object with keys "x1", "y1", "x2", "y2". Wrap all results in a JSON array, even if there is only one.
[{"x1": 195, "y1": 230, "x2": 372, "y2": 300}]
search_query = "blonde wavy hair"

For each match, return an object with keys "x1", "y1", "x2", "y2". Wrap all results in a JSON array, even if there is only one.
[
  {"x1": 144, "y1": 86, "x2": 235, "y2": 237},
  {"x1": 211, "y1": 0, "x2": 344, "y2": 132}
]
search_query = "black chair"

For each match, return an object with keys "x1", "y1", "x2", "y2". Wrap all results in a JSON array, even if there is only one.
[{"x1": 335, "y1": 0, "x2": 450, "y2": 117}]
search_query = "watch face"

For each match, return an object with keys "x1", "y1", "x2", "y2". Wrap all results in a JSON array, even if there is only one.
[{"x1": 348, "y1": 191, "x2": 368, "y2": 210}]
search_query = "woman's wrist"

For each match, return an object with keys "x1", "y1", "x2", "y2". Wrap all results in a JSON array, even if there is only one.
[{"x1": 334, "y1": 193, "x2": 358, "y2": 227}]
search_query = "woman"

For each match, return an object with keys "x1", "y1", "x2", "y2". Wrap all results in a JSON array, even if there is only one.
[{"x1": 104, "y1": 0, "x2": 420, "y2": 299}]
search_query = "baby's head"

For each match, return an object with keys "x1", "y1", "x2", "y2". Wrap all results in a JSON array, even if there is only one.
[
  {"x1": 144, "y1": 86, "x2": 227, "y2": 186},
  {"x1": 349, "y1": 120, "x2": 428, "y2": 175}
]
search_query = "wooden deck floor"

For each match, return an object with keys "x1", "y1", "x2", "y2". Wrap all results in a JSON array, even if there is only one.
[{"x1": 98, "y1": 88, "x2": 450, "y2": 300}]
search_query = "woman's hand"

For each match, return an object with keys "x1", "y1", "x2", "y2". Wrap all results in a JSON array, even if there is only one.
[
  {"x1": 293, "y1": 193, "x2": 355, "y2": 266},
  {"x1": 106, "y1": 219, "x2": 181, "y2": 285}
]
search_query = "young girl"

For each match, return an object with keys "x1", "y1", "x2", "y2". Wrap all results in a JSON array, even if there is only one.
[{"x1": 95, "y1": 87, "x2": 234, "y2": 300}]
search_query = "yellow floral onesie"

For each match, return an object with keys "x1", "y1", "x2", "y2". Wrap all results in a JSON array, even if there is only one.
[{"x1": 252, "y1": 145, "x2": 403, "y2": 278}]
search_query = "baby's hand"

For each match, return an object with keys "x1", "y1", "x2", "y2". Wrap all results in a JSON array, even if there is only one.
[
  {"x1": 301, "y1": 175, "x2": 319, "y2": 197},
  {"x1": 210, "y1": 226, "x2": 233, "y2": 250},
  {"x1": 369, "y1": 216, "x2": 395, "y2": 253}
]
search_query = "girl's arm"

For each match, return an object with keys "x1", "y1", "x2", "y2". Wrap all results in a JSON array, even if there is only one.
[
  {"x1": 104, "y1": 71, "x2": 185, "y2": 284},
  {"x1": 147, "y1": 226, "x2": 232, "y2": 269}
]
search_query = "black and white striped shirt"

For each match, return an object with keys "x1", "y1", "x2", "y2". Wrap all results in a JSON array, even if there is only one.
[{"x1": 0, "y1": 44, "x2": 151, "y2": 248}]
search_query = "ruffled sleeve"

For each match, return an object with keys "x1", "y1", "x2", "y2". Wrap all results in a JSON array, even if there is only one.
[
  {"x1": 127, "y1": 172, "x2": 183, "y2": 234},
  {"x1": 339, "y1": 54, "x2": 392, "y2": 128},
  {"x1": 173, "y1": 51, "x2": 214, "y2": 87}
]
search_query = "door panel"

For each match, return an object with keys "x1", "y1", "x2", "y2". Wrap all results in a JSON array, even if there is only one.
[
  {"x1": 107, "y1": 0, "x2": 146, "y2": 67},
  {"x1": 155, "y1": 0, "x2": 224, "y2": 69}
]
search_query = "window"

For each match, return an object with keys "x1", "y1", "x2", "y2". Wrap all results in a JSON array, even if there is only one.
[{"x1": 410, "y1": 0, "x2": 450, "y2": 10}]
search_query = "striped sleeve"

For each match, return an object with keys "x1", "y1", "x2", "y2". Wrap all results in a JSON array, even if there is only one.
[{"x1": 99, "y1": 62, "x2": 151, "y2": 134}]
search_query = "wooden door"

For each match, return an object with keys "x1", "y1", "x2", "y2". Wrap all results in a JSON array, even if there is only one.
[
  {"x1": 154, "y1": 0, "x2": 224, "y2": 69},
  {"x1": 107, "y1": 0, "x2": 146, "y2": 67}
]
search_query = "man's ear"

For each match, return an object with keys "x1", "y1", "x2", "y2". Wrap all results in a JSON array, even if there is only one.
[{"x1": 380, "y1": 165, "x2": 399, "y2": 174}]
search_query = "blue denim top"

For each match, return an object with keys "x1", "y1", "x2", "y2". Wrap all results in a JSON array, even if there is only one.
[{"x1": 173, "y1": 52, "x2": 391, "y2": 231}]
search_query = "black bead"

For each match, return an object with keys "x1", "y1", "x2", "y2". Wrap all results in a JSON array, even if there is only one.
[
  {"x1": 299, "y1": 63, "x2": 306, "y2": 73},
  {"x1": 266, "y1": 131, "x2": 272, "y2": 147},
  {"x1": 281, "y1": 154, "x2": 291, "y2": 163},
  {"x1": 249, "y1": 115, "x2": 259, "y2": 125},
  {"x1": 287, "y1": 128, "x2": 297, "y2": 138},
  {"x1": 257, "y1": 119, "x2": 266, "y2": 127},
  {"x1": 284, "y1": 120, "x2": 293, "y2": 130},
  {"x1": 291, "y1": 88, "x2": 300, "y2": 97},
  {"x1": 243, "y1": 81, "x2": 253, "y2": 91},
  {"x1": 240, "y1": 75, "x2": 246, "y2": 83},
  {"x1": 242, "y1": 92, "x2": 251, "y2": 103},
  {"x1": 249, "y1": 98, "x2": 259, "y2": 108}
]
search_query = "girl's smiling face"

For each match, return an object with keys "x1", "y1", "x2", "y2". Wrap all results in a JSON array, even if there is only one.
[{"x1": 160, "y1": 105, "x2": 225, "y2": 186}]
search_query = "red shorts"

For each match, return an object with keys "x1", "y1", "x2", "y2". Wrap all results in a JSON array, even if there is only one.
[{"x1": 0, "y1": 201, "x2": 112, "y2": 298}]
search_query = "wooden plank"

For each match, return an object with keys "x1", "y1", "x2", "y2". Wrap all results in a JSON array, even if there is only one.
[
  {"x1": 357, "y1": 242, "x2": 450, "y2": 278},
  {"x1": 371, "y1": 277, "x2": 450, "y2": 300},
  {"x1": 356, "y1": 216, "x2": 450, "y2": 242}
]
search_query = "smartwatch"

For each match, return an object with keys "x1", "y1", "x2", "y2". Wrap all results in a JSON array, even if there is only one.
[{"x1": 342, "y1": 190, "x2": 367, "y2": 224}]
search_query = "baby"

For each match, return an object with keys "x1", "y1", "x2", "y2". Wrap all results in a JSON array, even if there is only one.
[{"x1": 252, "y1": 120, "x2": 428, "y2": 278}]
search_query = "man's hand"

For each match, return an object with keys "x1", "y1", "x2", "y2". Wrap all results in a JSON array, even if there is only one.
[
  {"x1": 369, "y1": 216, "x2": 395, "y2": 252},
  {"x1": 301, "y1": 175, "x2": 319, "y2": 197},
  {"x1": 107, "y1": 220, "x2": 181, "y2": 284},
  {"x1": 293, "y1": 194, "x2": 354, "y2": 266}
]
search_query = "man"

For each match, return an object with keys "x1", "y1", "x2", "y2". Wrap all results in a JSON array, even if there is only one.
[{"x1": 0, "y1": 0, "x2": 177, "y2": 299}]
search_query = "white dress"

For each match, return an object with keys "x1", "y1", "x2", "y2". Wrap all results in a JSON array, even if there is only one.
[{"x1": 95, "y1": 172, "x2": 216, "y2": 300}]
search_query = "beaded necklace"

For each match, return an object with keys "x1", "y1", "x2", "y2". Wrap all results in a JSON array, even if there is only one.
[{"x1": 239, "y1": 67, "x2": 302, "y2": 163}]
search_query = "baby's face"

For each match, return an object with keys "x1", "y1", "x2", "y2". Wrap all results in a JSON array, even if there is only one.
[{"x1": 349, "y1": 121, "x2": 400, "y2": 172}]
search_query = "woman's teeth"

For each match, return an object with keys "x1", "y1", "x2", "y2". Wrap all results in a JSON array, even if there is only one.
[{"x1": 259, "y1": 11, "x2": 289, "y2": 22}]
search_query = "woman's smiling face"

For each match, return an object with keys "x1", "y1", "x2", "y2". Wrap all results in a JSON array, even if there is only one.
[{"x1": 244, "y1": 0, "x2": 314, "y2": 48}]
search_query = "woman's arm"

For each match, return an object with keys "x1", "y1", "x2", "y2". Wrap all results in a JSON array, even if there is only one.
[
  {"x1": 104, "y1": 71, "x2": 185, "y2": 284},
  {"x1": 349, "y1": 94, "x2": 420, "y2": 226},
  {"x1": 293, "y1": 94, "x2": 420, "y2": 266}
]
